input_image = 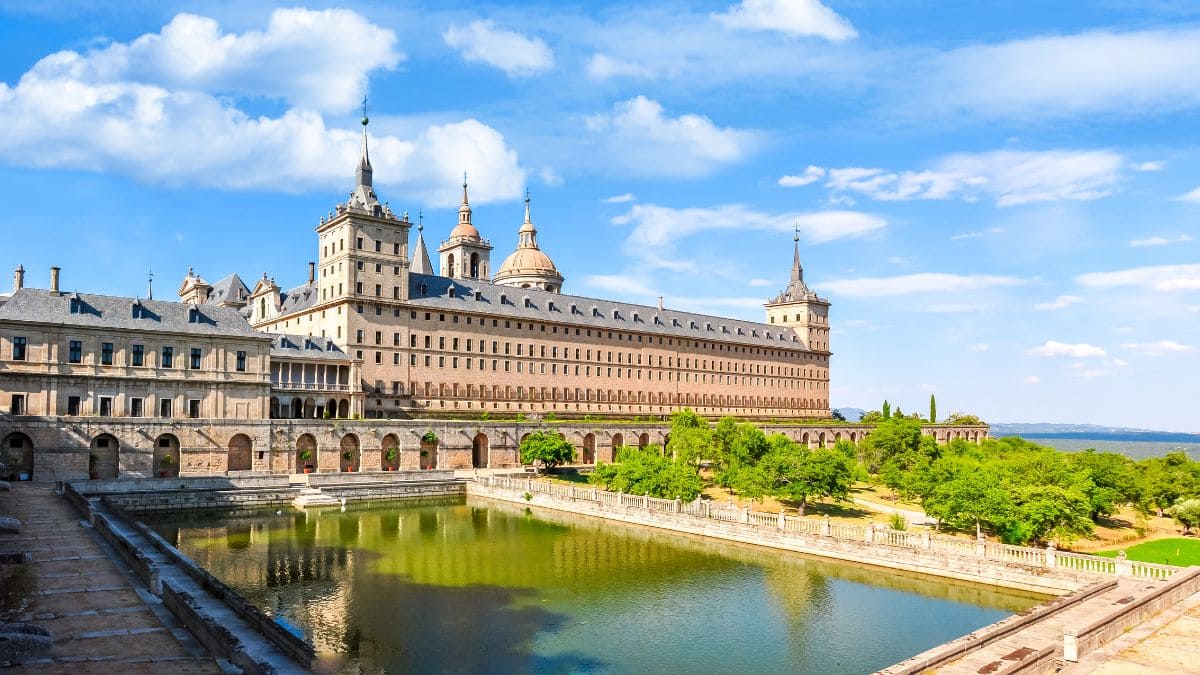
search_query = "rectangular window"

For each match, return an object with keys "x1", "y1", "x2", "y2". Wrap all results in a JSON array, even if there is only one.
[
  {"x1": 99, "y1": 396, "x2": 112, "y2": 416},
  {"x1": 410, "y1": 354, "x2": 417, "y2": 366},
  {"x1": 162, "y1": 346, "x2": 174, "y2": 368},
  {"x1": 11, "y1": 337, "x2": 26, "y2": 361},
  {"x1": 188, "y1": 399, "x2": 201, "y2": 418},
  {"x1": 375, "y1": 351, "x2": 382, "y2": 364},
  {"x1": 356, "y1": 282, "x2": 363, "y2": 294},
  {"x1": 10, "y1": 394, "x2": 24, "y2": 415},
  {"x1": 375, "y1": 240, "x2": 382, "y2": 253},
  {"x1": 356, "y1": 329, "x2": 364, "y2": 343},
  {"x1": 160, "y1": 398, "x2": 173, "y2": 418},
  {"x1": 132, "y1": 344, "x2": 144, "y2": 366},
  {"x1": 130, "y1": 397, "x2": 144, "y2": 417},
  {"x1": 67, "y1": 395, "x2": 81, "y2": 415},
  {"x1": 101, "y1": 342, "x2": 114, "y2": 365},
  {"x1": 190, "y1": 348, "x2": 202, "y2": 370},
  {"x1": 356, "y1": 237, "x2": 364, "y2": 249},
  {"x1": 375, "y1": 331, "x2": 382, "y2": 345},
  {"x1": 68, "y1": 340, "x2": 82, "y2": 364}
]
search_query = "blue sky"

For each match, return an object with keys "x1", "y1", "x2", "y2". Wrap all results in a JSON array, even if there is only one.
[{"x1": 1, "y1": 1, "x2": 1197, "y2": 430}]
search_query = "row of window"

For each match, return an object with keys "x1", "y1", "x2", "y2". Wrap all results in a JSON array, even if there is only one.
[
  {"x1": 399, "y1": 383, "x2": 827, "y2": 408},
  {"x1": 7, "y1": 393, "x2": 203, "y2": 418},
  {"x1": 5, "y1": 337, "x2": 247, "y2": 372}
]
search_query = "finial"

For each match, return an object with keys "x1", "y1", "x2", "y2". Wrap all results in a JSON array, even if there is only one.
[
  {"x1": 524, "y1": 189, "x2": 532, "y2": 224},
  {"x1": 147, "y1": 268, "x2": 154, "y2": 301},
  {"x1": 360, "y1": 96, "x2": 369, "y2": 126},
  {"x1": 793, "y1": 221, "x2": 800, "y2": 242},
  {"x1": 418, "y1": 209, "x2": 424, "y2": 231},
  {"x1": 461, "y1": 172, "x2": 470, "y2": 207}
]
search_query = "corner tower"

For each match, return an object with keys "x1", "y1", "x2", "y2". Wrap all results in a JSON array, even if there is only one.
[
  {"x1": 493, "y1": 192, "x2": 564, "y2": 293},
  {"x1": 764, "y1": 229, "x2": 830, "y2": 353},
  {"x1": 438, "y1": 176, "x2": 493, "y2": 280}
]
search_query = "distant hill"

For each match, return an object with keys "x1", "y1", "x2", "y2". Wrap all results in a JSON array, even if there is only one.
[
  {"x1": 833, "y1": 407, "x2": 865, "y2": 422},
  {"x1": 991, "y1": 422, "x2": 1200, "y2": 443}
]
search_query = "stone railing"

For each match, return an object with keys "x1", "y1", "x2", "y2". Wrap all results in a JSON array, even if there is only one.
[{"x1": 483, "y1": 475, "x2": 1179, "y2": 584}]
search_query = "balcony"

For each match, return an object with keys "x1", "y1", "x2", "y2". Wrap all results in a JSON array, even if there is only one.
[{"x1": 270, "y1": 379, "x2": 358, "y2": 393}]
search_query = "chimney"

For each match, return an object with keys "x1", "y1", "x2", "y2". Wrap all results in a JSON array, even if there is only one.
[
  {"x1": 308, "y1": 261, "x2": 316, "y2": 284},
  {"x1": 658, "y1": 296, "x2": 664, "y2": 311},
  {"x1": 50, "y1": 266, "x2": 60, "y2": 295},
  {"x1": 13, "y1": 265, "x2": 24, "y2": 293}
]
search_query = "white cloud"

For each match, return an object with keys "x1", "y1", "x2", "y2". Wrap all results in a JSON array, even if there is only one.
[
  {"x1": 968, "y1": 343, "x2": 991, "y2": 352},
  {"x1": 602, "y1": 193, "x2": 635, "y2": 204},
  {"x1": 443, "y1": 20, "x2": 554, "y2": 77},
  {"x1": 538, "y1": 166, "x2": 563, "y2": 186},
  {"x1": 819, "y1": 273, "x2": 1025, "y2": 298},
  {"x1": 714, "y1": 0, "x2": 857, "y2": 41},
  {"x1": 1024, "y1": 375, "x2": 1040, "y2": 384},
  {"x1": 585, "y1": 96, "x2": 759, "y2": 177},
  {"x1": 615, "y1": 203, "x2": 884, "y2": 251},
  {"x1": 779, "y1": 165, "x2": 825, "y2": 187},
  {"x1": 825, "y1": 150, "x2": 1124, "y2": 207},
  {"x1": 586, "y1": 54, "x2": 658, "y2": 80},
  {"x1": 1121, "y1": 340, "x2": 1196, "y2": 356},
  {"x1": 0, "y1": 10, "x2": 524, "y2": 205},
  {"x1": 919, "y1": 29, "x2": 1200, "y2": 119},
  {"x1": 1076, "y1": 264, "x2": 1200, "y2": 292},
  {"x1": 1035, "y1": 295, "x2": 1084, "y2": 311},
  {"x1": 1025, "y1": 341, "x2": 1107, "y2": 358},
  {"x1": 1179, "y1": 186, "x2": 1200, "y2": 203},
  {"x1": 1131, "y1": 160, "x2": 1165, "y2": 172},
  {"x1": 1130, "y1": 234, "x2": 1192, "y2": 247},
  {"x1": 748, "y1": 278, "x2": 774, "y2": 287}
]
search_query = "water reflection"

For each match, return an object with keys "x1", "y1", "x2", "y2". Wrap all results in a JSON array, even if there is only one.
[{"x1": 145, "y1": 497, "x2": 1044, "y2": 674}]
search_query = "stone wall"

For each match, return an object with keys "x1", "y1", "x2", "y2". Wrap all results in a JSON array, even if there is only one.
[{"x1": 0, "y1": 414, "x2": 988, "y2": 481}]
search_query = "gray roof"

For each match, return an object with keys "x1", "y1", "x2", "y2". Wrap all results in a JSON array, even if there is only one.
[
  {"x1": 206, "y1": 273, "x2": 250, "y2": 306},
  {"x1": 406, "y1": 273, "x2": 807, "y2": 350},
  {"x1": 0, "y1": 288, "x2": 267, "y2": 339},
  {"x1": 269, "y1": 333, "x2": 353, "y2": 361},
  {"x1": 279, "y1": 280, "x2": 318, "y2": 316},
  {"x1": 411, "y1": 230, "x2": 434, "y2": 275}
]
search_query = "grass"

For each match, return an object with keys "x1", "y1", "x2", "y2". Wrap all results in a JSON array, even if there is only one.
[{"x1": 1093, "y1": 537, "x2": 1200, "y2": 566}]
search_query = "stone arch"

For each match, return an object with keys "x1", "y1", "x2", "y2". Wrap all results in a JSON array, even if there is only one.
[
  {"x1": 472, "y1": 433, "x2": 489, "y2": 469},
  {"x1": 470, "y1": 252, "x2": 480, "y2": 278},
  {"x1": 338, "y1": 399, "x2": 350, "y2": 418},
  {"x1": 290, "y1": 398, "x2": 303, "y2": 418},
  {"x1": 296, "y1": 433, "x2": 317, "y2": 473},
  {"x1": 849, "y1": 431, "x2": 857, "y2": 443},
  {"x1": 818, "y1": 432, "x2": 826, "y2": 448},
  {"x1": 381, "y1": 433, "x2": 399, "y2": 470},
  {"x1": 582, "y1": 433, "x2": 596, "y2": 464},
  {"x1": 801, "y1": 432, "x2": 811, "y2": 447},
  {"x1": 611, "y1": 433, "x2": 625, "y2": 460},
  {"x1": 340, "y1": 434, "x2": 360, "y2": 471},
  {"x1": 638, "y1": 432, "x2": 650, "y2": 449},
  {"x1": 90, "y1": 433, "x2": 120, "y2": 479},
  {"x1": 420, "y1": 433, "x2": 438, "y2": 470},
  {"x1": 228, "y1": 434, "x2": 252, "y2": 472},
  {"x1": 269, "y1": 396, "x2": 280, "y2": 419},
  {"x1": 2, "y1": 432, "x2": 34, "y2": 481},
  {"x1": 303, "y1": 397, "x2": 316, "y2": 418},
  {"x1": 154, "y1": 434, "x2": 180, "y2": 478}
]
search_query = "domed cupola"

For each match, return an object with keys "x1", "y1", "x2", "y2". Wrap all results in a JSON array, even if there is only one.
[
  {"x1": 494, "y1": 192, "x2": 564, "y2": 293},
  {"x1": 438, "y1": 174, "x2": 493, "y2": 279}
]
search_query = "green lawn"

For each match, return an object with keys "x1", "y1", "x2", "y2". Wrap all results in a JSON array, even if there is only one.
[{"x1": 1094, "y1": 538, "x2": 1200, "y2": 566}]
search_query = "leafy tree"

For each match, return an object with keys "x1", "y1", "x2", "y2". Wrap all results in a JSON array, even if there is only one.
[
  {"x1": 1168, "y1": 499, "x2": 1200, "y2": 534},
  {"x1": 1009, "y1": 484, "x2": 1094, "y2": 544},
  {"x1": 666, "y1": 408, "x2": 714, "y2": 466},
  {"x1": 929, "y1": 394, "x2": 937, "y2": 424},
  {"x1": 831, "y1": 409, "x2": 846, "y2": 422},
  {"x1": 881, "y1": 400, "x2": 891, "y2": 420},
  {"x1": 760, "y1": 439, "x2": 852, "y2": 515},
  {"x1": 946, "y1": 412, "x2": 984, "y2": 425},
  {"x1": 858, "y1": 416, "x2": 923, "y2": 474},
  {"x1": 519, "y1": 431, "x2": 574, "y2": 472},
  {"x1": 1067, "y1": 450, "x2": 1139, "y2": 521},
  {"x1": 1138, "y1": 452, "x2": 1198, "y2": 516},
  {"x1": 590, "y1": 445, "x2": 704, "y2": 500},
  {"x1": 859, "y1": 410, "x2": 884, "y2": 424}
]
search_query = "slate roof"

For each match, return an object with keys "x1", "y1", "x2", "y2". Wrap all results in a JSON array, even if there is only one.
[
  {"x1": 410, "y1": 230, "x2": 434, "y2": 275},
  {"x1": 0, "y1": 288, "x2": 267, "y2": 339},
  {"x1": 278, "y1": 280, "x2": 318, "y2": 316},
  {"x1": 269, "y1": 333, "x2": 353, "y2": 361},
  {"x1": 206, "y1": 273, "x2": 250, "y2": 306},
  {"x1": 405, "y1": 273, "x2": 807, "y2": 350}
]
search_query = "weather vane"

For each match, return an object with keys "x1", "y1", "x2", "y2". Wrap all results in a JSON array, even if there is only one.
[
  {"x1": 794, "y1": 221, "x2": 800, "y2": 241},
  {"x1": 418, "y1": 209, "x2": 424, "y2": 231},
  {"x1": 360, "y1": 96, "x2": 369, "y2": 125}
]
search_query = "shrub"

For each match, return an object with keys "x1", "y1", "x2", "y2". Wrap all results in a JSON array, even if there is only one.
[
  {"x1": 421, "y1": 431, "x2": 438, "y2": 444},
  {"x1": 889, "y1": 512, "x2": 907, "y2": 531}
]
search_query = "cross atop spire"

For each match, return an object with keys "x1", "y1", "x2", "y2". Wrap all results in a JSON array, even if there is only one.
[
  {"x1": 417, "y1": 209, "x2": 424, "y2": 232},
  {"x1": 791, "y1": 222, "x2": 803, "y2": 283},
  {"x1": 524, "y1": 189, "x2": 532, "y2": 224},
  {"x1": 147, "y1": 268, "x2": 154, "y2": 300},
  {"x1": 355, "y1": 96, "x2": 373, "y2": 189}
]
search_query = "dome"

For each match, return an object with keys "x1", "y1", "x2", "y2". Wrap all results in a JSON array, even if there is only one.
[
  {"x1": 496, "y1": 247, "x2": 560, "y2": 278},
  {"x1": 492, "y1": 193, "x2": 564, "y2": 292}
]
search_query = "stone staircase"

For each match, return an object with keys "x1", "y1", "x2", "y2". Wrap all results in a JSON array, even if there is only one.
[{"x1": 290, "y1": 487, "x2": 342, "y2": 509}]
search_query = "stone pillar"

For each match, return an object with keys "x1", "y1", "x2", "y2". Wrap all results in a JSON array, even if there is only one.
[
  {"x1": 777, "y1": 511, "x2": 786, "y2": 529},
  {"x1": 921, "y1": 532, "x2": 931, "y2": 549},
  {"x1": 642, "y1": 494, "x2": 649, "y2": 509},
  {"x1": 742, "y1": 508, "x2": 750, "y2": 524},
  {"x1": 1116, "y1": 550, "x2": 1132, "y2": 577},
  {"x1": 1063, "y1": 630, "x2": 1079, "y2": 662},
  {"x1": 976, "y1": 534, "x2": 987, "y2": 557},
  {"x1": 821, "y1": 515, "x2": 831, "y2": 537},
  {"x1": 1045, "y1": 543, "x2": 1057, "y2": 569},
  {"x1": 592, "y1": 488, "x2": 598, "y2": 501},
  {"x1": 864, "y1": 524, "x2": 875, "y2": 544},
  {"x1": 674, "y1": 498, "x2": 681, "y2": 514}
]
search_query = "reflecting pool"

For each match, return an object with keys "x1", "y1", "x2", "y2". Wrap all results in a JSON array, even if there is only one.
[{"x1": 145, "y1": 497, "x2": 1044, "y2": 674}]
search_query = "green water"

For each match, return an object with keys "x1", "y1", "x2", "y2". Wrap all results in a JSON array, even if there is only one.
[{"x1": 145, "y1": 497, "x2": 1043, "y2": 674}]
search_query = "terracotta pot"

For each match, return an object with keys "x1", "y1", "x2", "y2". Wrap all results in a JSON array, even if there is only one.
[{"x1": 303, "y1": 467, "x2": 313, "y2": 474}]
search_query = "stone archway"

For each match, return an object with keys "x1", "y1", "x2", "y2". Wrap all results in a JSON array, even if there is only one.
[
  {"x1": 290, "y1": 398, "x2": 303, "y2": 419},
  {"x1": 154, "y1": 434, "x2": 180, "y2": 478},
  {"x1": 472, "y1": 433, "x2": 489, "y2": 469},
  {"x1": 611, "y1": 433, "x2": 625, "y2": 461},
  {"x1": 2, "y1": 432, "x2": 34, "y2": 481},
  {"x1": 582, "y1": 433, "x2": 596, "y2": 464},
  {"x1": 381, "y1": 433, "x2": 399, "y2": 470},
  {"x1": 340, "y1": 434, "x2": 360, "y2": 472},
  {"x1": 91, "y1": 433, "x2": 120, "y2": 479},
  {"x1": 338, "y1": 399, "x2": 350, "y2": 418},
  {"x1": 638, "y1": 432, "x2": 650, "y2": 449},
  {"x1": 296, "y1": 433, "x2": 317, "y2": 473},
  {"x1": 420, "y1": 434, "x2": 438, "y2": 470},
  {"x1": 228, "y1": 434, "x2": 252, "y2": 472}
]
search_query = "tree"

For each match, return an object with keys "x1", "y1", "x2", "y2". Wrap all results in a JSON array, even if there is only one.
[
  {"x1": 590, "y1": 445, "x2": 703, "y2": 500},
  {"x1": 831, "y1": 409, "x2": 846, "y2": 422},
  {"x1": 859, "y1": 410, "x2": 884, "y2": 424},
  {"x1": 1067, "y1": 450, "x2": 1138, "y2": 521},
  {"x1": 882, "y1": 400, "x2": 891, "y2": 420},
  {"x1": 946, "y1": 412, "x2": 984, "y2": 425},
  {"x1": 760, "y1": 439, "x2": 852, "y2": 515},
  {"x1": 666, "y1": 408, "x2": 714, "y2": 466},
  {"x1": 929, "y1": 395, "x2": 937, "y2": 424},
  {"x1": 1168, "y1": 499, "x2": 1200, "y2": 534},
  {"x1": 519, "y1": 431, "x2": 574, "y2": 473},
  {"x1": 858, "y1": 416, "x2": 923, "y2": 474}
]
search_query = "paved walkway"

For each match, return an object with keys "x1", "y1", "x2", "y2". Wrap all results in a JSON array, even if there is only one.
[
  {"x1": 1067, "y1": 588, "x2": 1200, "y2": 674},
  {"x1": 851, "y1": 496, "x2": 935, "y2": 525},
  {"x1": 0, "y1": 484, "x2": 220, "y2": 672}
]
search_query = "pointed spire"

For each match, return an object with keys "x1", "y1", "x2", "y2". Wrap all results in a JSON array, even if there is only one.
[
  {"x1": 411, "y1": 220, "x2": 434, "y2": 275},
  {"x1": 147, "y1": 268, "x2": 154, "y2": 300},
  {"x1": 791, "y1": 222, "x2": 803, "y2": 283},
  {"x1": 355, "y1": 96, "x2": 373, "y2": 188},
  {"x1": 523, "y1": 189, "x2": 532, "y2": 225},
  {"x1": 457, "y1": 171, "x2": 473, "y2": 226},
  {"x1": 462, "y1": 172, "x2": 469, "y2": 206},
  {"x1": 518, "y1": 189, "x2": 537, "y2": 248}
]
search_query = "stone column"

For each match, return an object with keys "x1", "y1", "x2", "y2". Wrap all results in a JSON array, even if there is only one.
[
  {"x1": 777, "y1": 511, "x2": 786, "y2": 529},
  {"x1": 821, "y1": 514, "x2": 832, "y2": 537},
  {"x1": 1045, "y1": 543, "x2": 1057, "y2": 569},
  {"x1": 921, "y1": 532, "x2": 931, "y2": 549},
  {"x1": 864, "y1": 524, "x2": 875, "y2": 544},
  {"x1": 1116, "y1": 551, "x2": 1132, "y2": 577},
  {"x1": 976, "y1": 534, "x2": 987, "y2": 557}
]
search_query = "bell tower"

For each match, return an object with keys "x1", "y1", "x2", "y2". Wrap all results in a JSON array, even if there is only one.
[
  {"x1": 437, "y1": 175, "x2": 493, "y2": 280},
  {"x1": 764, "y1": 227, "x2": 830, "y2": 353}
]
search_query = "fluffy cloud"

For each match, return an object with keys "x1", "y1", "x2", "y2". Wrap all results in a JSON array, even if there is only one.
[
  {"x1": 602, "y1": 193, "x2": 635, "y2": 203},
  {"x1": 443, "y1": 20, "x2": 554, "y2": 77},
  {"x1": 778, "y1": 165, "x2": 825, "y2": 187},
  {"x1": 713, "y1": 0, "x2": 857, "y2": 41},
  {"x1": 1035, "y1": 295, "x2": 1084, "y2": 310},
  {"x1": 1076, "y1": 264, "x2": 1200, "y2": 292},
  {"x1": 1025, "y1": 341, "x2": 1107, "y2": 358},
  {"x1": 1129, "y1": 234, "x2": 1192, "y2": 247},
  {"x1": 586, "y1": 54, "x2": 658, "y2": 80},
  {"x1": 824, "y1": 150, "x2": 1124, "y2": 207},
  {"x1": 818, "y1": 273, "x2": 1025, "y2": 298},
  {"x1": 0, "y1": 10, "x2": 525, "y2": 205},
  {"x1": 614, "y1": 203, "x2": 884, "y2": 252},
  {"x1": 1180, "y1": 186, "x2": 1200, "y2": 202},
  {"x1": 1121, "y1": 340, "x2": 1196, "y2": 356},
  {"x1": 585, "y1": 96, "x2": 759, "y2": 177},
  {"x1": 918, "y1": 29, "x2": 1200, "y2": 119},
  {"x1": 1131, "y1": 160, "x2": 1165, "y2": 172}
]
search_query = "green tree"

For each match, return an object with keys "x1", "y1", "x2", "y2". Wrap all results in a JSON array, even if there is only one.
[
  {"x1": 946, "y1": 412, "x2": 984, "y2": 425},
  {"x1": 881, "y1": 400, "x2": 891, "y2": 420},
  {"x1": 1067, "y1": 450, "x2": 1138, "y2": 521},
  {"x1": 1138, "y1": 452, "x2": 1198, "y2": 516},
  {"x1": 929, "y1": 394, "x2": 937, "y2": 424},
  {"x1": 590, "y1": 445, "x2": 704, "y2": 500},
  {"x1": 761, "y1": 439, "x2": 852, "y2": 515},
  {"x1": 1167, "y1": 499, "x2": 1200, "y2": 534},
  {"x1": 666, "y1": 408, "x2": 714, "y2": 466},
  {"x1": 859, "y1": 410, "x2": 884, "y2": 424},
  {"x1": 831, "y1": 409, "x2": 846, "y2": 422},
  {"x1": 858, "y1": 416, "x2": 923, "y2": 474},
  {"x1": 519, "y1": 431, "x2": 574, "y2": 472}
]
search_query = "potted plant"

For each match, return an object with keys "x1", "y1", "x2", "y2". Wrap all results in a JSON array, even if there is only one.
[
  {"x1": 421, "y1": 431, "x2": 438, "y2": 444},
  {"x1": 298, "y1": 448, "x2": 313, "y2": 473},
  {"x1": 384, "y1": 447, "x2": 397, "y2": 471},
  {"x1": 159, "y1": 453, "x2": 174, "y2": 478},
  {"x1": 419, "y1": 449, "x2": 430, "y2": 469},
  {"x1": 342, "y1": 450, "x2": 354, "y2": 471},
  {"x1": 88, "y1": 453, "x2": 99, "y2": 480}
]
